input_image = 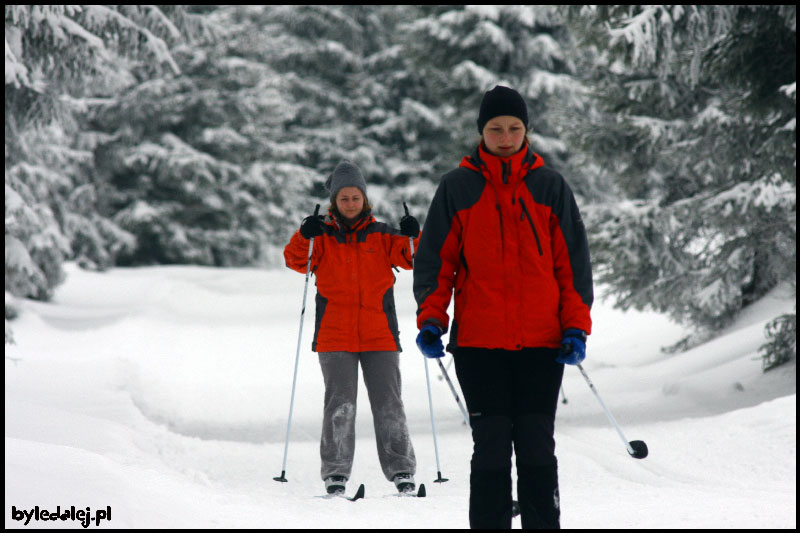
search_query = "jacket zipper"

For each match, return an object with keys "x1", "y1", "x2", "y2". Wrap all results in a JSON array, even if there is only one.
[
  {"x1": 519, "y1": 198, "x2": 543, "y2": 256},
  {"x1": 496, "y1": 202, "x2": 504, "y2": 256},
  {"x1": 482, "y1": 163, "x2": 506, "y2": 258}
]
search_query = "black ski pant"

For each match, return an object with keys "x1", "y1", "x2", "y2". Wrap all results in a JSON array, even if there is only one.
[{"x1": 454, "y1": 347, "x2": 564, "y2": 530}]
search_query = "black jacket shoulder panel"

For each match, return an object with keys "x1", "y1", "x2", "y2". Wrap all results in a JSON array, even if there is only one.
[
  {"x1": 362, "y1": 220, "x2": 400, "y2": 236},
  {"x1": 439, "y1": 166, "x2": 486, "y2": 215},
  {"x1": 524, "y1": 165, "x2": 570, "y2": 211}
]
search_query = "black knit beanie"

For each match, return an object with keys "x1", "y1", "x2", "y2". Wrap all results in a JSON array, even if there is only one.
[{"x1": 477, "y1": 85, "x2": 529, "y2": 133}]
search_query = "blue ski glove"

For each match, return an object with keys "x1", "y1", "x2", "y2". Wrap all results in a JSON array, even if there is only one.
[
  {"x1": 416, "y1": 324, "x2": 445, "y2": 358},
  {"x1": 556, "y1": 328, "x2": 587, "y2": 365}
]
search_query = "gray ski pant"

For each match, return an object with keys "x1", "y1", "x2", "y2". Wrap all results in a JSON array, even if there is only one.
[{"x1": 318, "y1": 351, "x2": 416, "y2": 482}]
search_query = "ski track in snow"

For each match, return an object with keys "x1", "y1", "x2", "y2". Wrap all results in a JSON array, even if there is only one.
[{"x1": 5, "y1": 264, "x2": 796, "y2": 528}]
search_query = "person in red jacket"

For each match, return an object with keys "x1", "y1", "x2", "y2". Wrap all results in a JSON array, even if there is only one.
[
  {"x1": 284, "y1": 160, "x2": 420, "y2": 496},
  {"x1": 414, "y1": 86, "x2": 594, "y2": 529}
]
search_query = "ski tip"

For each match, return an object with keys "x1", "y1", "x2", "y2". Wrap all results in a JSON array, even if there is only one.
[
  {"x1": 417, "y1": 484, "x2": 426, "y2": 498},
  {"x1": 350, "y1": 483, "x2": 365, "y2": 501},
  {"x1": 629, "y1": 440, "x2": 648, "y2": 459}
]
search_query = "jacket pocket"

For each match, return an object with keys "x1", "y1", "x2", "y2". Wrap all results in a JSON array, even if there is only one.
[{"x1": 519, "y1": 199, "x2": 544, "y2": 256}]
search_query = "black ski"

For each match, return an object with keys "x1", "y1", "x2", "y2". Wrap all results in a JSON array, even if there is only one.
[
  {"x1": 346, "y1": 483, "x2": 365, "y2": 501},
  {"x1": 326, "y1": 483, "x2": 365, "y2": 502},
  {"x1": 512, "y1": 500, "x2": 520, "y2": 518},
  {"x1": 397, "y1": 483, "x2": 426, "y2": 498}
]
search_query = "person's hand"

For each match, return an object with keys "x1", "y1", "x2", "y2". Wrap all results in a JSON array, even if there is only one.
[
  {"x1": 400, "y1": 202, "x2": 420, "y2": 237},
  {"x1": 400, "y1": 215, "x2": 420, "y2": 238},
  {"x1": 416, "y1": 324, "x2": 445, "y2": 358},
  {"x1": 300, "y1": 213, "x2": 325, "y2": 239},
  {"x1": 556, "y1": 328, "x2": 587, "y2": 365}
]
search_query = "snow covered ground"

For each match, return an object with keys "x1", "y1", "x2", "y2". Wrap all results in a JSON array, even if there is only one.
[{"x1": 5, "y1": 263, "x2": 796, "y2": 528}]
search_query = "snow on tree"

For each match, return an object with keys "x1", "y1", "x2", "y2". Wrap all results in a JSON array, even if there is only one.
[
  {"x1": 88, "y1": 5, "x2": 447, "y2": 265},
  {"x1": 7, "y1": 5, "x2": 794, "y2": 367},
  {"x1": 561, "y1": 6, "x2": 796, "y2": 363},
  {"x1": 398, "y1": 6, "x2": 582, "y2": 183},
  {"x1": 5, "y1": 5, "x2": 206, "y2": 342},
  {"x1": 246, "y1": 5, "x2": 437, "y2": 224},
  {"x1": 89, "y1": 5, "x2": 360, "y2": 265},
  {"x1": 8, "y1": 6, "x2": 585, "y2": 278}
]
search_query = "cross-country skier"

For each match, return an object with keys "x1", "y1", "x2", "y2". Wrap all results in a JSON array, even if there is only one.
[
  {"x1": 413, "y1": 86, "x2": 594, "y2": 528},
  {"x1": 284, "y1": 160, "x2": 420, "y2": 496}
]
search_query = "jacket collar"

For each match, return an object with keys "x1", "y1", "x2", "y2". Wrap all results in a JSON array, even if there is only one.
[
  {"x1": 460, "y1": 142, "x2": 544, "y2": 186},
  {"x1": 328, "y1": 208, "x2": 374, "y2": 233}
]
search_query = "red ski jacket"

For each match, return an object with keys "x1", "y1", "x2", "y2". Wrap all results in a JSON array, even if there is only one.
[
  {"x1": 284, "y1": 210, "x2": 419, "y2": 353},
  {"x1": 413, "y1": 143, "x2": 593, "y2": 351}
]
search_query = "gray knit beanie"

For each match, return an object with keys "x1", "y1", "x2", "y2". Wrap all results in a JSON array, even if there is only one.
[{"x1": 325, "y1": 160, "x2": 367, "y2": 202}]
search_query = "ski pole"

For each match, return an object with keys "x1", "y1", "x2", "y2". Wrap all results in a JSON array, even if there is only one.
[
  {"x1": 406, "y1": 201, "x2": 448, "y2": 483},
  {"x1": 576, "y1": 363, "x2": 648, "y2": 459},
  {"x1": 560, "y1": 386, "x2": 568, "y2": 404},
  {"x1": 436, "y1": 358, "x2": 471, "y2": 428},
  {"x1": 424, "y1": 356, "x2": 449, "y2": 482},
  {"x1": 274, "y1": 204, "x2": 320, "y2": 483},
  {"x1": 403, "y1": 202, "x2": 415, "y2": 260},
  {"x1": 436, "y1": 355, "x2": 454, "y2": 381}
]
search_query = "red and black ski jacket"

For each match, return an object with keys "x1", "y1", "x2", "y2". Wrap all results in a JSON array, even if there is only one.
[
  {"x1": 413, "y1": 143, "x2": 593, "y2": 352},
  {"x1": 285, "y1": 209, "x2": 419, "y2": 353}
]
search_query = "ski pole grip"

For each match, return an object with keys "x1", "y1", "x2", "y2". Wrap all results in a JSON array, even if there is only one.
[
  {"x1": 403, "y1": 202, "x2": 409, "y2": 216},
  {"x1": 314, "y1": 204, "x2": 320, "y2": 216}
]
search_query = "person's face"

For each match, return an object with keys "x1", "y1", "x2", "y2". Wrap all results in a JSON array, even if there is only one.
[
  {"x1": 335, "y1": 186, "x2": 365, "y2": 221},
  {"x1": 482, "y1": 116, "x2": 526, "y2": 157}
]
